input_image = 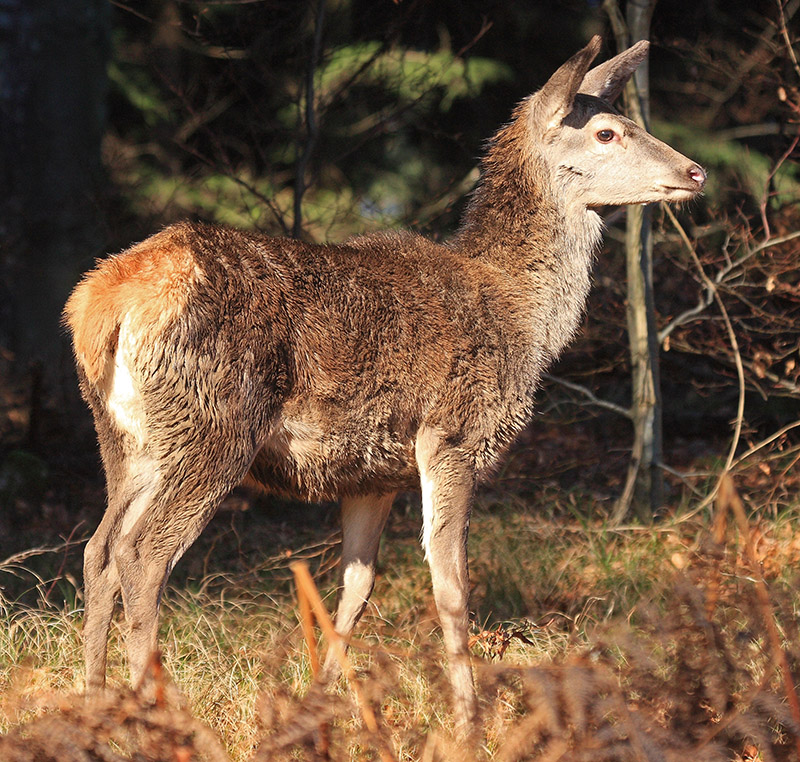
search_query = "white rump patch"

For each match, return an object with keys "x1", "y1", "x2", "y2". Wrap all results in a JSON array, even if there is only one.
[{"x1": 106, "y1": 322, "x2": 147, "y2": 448}]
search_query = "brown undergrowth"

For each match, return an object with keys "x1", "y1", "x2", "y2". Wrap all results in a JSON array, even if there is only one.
[{"x1": 2, "y1": 477, "x2": 800, "y2": 761}]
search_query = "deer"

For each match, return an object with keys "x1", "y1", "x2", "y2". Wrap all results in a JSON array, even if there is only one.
[{"x1": 64, "y1": 35, "x2": 705, "y2": 731}]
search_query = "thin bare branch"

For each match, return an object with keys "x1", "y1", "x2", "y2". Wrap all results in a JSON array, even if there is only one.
[
  {"x1": 662, "y1": 204, "x2": 747, "y2": 511},
  {"x1": 759, "y1": 130, "x2": 800, "y2": 239},
  {"x1": 659, "y1": 228, "x2": 800, "y2": 344},
  {"x1": 730, "y1": 418, "x2": 800, "y2": 469},
  {"x1": 0, "y1": 537, "x2": 86, "y2": 573},
  {"x1": 658, "y1": 461, "x2": 709, "y2": 499},
  {"x1": 776, "y1": 0, "x2": 800, "y2": 81},
  {"x1": 542, "y1": 373, "x2": 632, "y2": 419}
]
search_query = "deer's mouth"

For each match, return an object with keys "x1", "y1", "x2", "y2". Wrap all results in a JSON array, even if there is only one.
[{"x1": 658, "y1": 185, "x2": 703, "y2": 201}]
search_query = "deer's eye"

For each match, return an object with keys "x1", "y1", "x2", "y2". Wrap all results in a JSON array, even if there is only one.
[{"x1": 595, "y1": 129, "x2": 616, "y2": 143}]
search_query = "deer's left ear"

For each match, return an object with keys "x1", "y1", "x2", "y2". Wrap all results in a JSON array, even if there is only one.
[
  {"x1": 579, "y1": 39, "x2": 649, "y2": 103},
  {"x1": 532, "y1": 35, "x2": 602, "y2": 132}
]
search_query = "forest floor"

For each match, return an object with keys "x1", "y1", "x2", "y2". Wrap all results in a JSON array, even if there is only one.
[{"x1": 2, "y1": 476, "x2": 800, "y2": 761}]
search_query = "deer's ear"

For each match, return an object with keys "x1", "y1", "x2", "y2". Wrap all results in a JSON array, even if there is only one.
[
  {"x1": 579, "y1": 39, "x2": 649, "y2": 103},
  {"x1": 532, "y1": 36, "x2": 602, "y2": 131}
]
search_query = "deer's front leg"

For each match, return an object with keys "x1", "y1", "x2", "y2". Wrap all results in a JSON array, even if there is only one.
[
  {"x1": 416, "y1": 426, "x2": 477, "y2": 733},
  {"x1": 323, "y1": 491, "x2": 396, "y2": 678}
]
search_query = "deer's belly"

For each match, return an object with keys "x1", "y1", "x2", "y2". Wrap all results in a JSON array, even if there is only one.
[{"x1": 246, "y1": 412, "x2": 418, "y2": 501}]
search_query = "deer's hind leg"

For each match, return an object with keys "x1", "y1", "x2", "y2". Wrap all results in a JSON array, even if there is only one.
[
  {"x1": 111, "y1": 429, "x2": 258, "y2": 688},
  {"x1": 83, "y1": 515, "x2": 122, "y2": 694},
  {"x1": 82, "y1": 383, "x2": 142, "y2": 694},
  {"x1": 84, "y1": 334, "x2": 272, "y2": 690},
  {"x1": 84, "y1": 448, "x2": 167, "y2": 692}
]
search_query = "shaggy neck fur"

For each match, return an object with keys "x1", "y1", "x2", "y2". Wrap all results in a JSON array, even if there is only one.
[{"x1": 452, "y1": 98, "x2": 604, "y2": 360}]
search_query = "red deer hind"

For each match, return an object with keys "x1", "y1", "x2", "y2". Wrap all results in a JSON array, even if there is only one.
[{"x1": 65, "y1": 36, "x2": 705, "y2": 729}]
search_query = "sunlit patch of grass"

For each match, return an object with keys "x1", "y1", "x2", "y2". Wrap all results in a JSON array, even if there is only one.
[
  {"x1": 0, "y1": 502, "x2": 686, "y2": 754},
  {"x1": 467, "y1": 503, "x2": 682, "y2": 635},
  {"x1": 0, "y1": 606, "x2": 84, "y2": 733},
  {"x1": 0, "y1": 550, "x2": 87, "y2": 707},
  {"x1": 4, "y1": 495, "x2": 800, "y2": 759},
  {"x1": 1, "y1": 609, "x2": 81, "y2": 681},
  {"x1": 159, "y1": 589, "x2": 295, "y2": 757}
]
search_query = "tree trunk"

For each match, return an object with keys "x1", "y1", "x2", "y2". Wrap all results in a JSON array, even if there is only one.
[
  {"x1": 0, "y1": 0, "x2": 110, "y2": 370},
  {"x1": 624, "y1": 202, "x2": 664, "y2": 518},
  {"x1": 606, "y1": 0, "x2": 663, "y2": 523}
]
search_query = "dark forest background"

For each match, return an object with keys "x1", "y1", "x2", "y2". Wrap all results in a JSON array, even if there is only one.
[{"x1": 0, "y1": 0, "x2": 798, "y2": 554}]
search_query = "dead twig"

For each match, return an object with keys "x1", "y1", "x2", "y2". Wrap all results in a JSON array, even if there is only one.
[
  {"x1": 718, "y1": 474, "x2": 800, "y2": 758},
  {"x1": 291, "y1": 561, "x2": 397, "y2": 762}
]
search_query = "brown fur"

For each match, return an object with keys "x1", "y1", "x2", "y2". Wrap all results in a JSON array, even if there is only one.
[
  {"x1": 64, "y1": 228, "x2": 201, "y2": 385},
  {"x1": 65, "y1": 37, "x2": 705, "y2": 730}
]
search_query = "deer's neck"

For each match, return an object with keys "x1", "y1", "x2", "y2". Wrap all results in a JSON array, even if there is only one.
[{"x1": 451, "y1": 123, "x2": 603, "y2": 361}]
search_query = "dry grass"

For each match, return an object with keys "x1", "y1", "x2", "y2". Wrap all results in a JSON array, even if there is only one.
[{"x1": 2, "y1": 482, "x2": 800, "y2": 760}]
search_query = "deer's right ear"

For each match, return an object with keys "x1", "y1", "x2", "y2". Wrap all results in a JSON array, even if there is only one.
[
  {"x1": 532, "y1": 36, "x2": 602, "y2": 132},
  {"x1": 578, "y1": 39, "x2": 649, "y2": 102}
]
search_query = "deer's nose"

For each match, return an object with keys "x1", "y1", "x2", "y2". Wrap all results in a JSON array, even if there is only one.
[{"x1": 688, "y1": 164, "x2": 706, "y2": 188}]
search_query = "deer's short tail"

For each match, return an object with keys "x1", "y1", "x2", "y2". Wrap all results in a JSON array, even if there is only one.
[{"x1": 64, "y1": 225, "x2": 202, "y2": 387}]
